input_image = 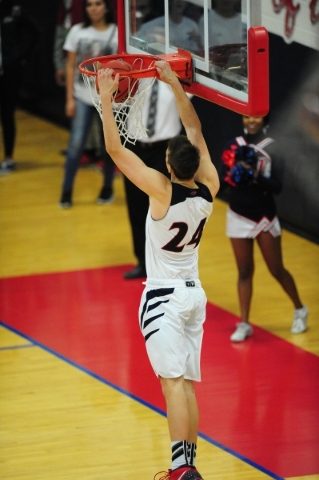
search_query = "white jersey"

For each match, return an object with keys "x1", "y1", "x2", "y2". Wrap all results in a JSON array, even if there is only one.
[
  {"x1": 145, "y1": 182, "x2": 213, "y2": 280},
  {"x1": 63, "y1": 22, "x2": 118, "y2": 105}
]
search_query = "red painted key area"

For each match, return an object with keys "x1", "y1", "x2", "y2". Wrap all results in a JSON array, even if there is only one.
[{"x1": 1, "y1": 265, "x2": 318, "y2": 478}]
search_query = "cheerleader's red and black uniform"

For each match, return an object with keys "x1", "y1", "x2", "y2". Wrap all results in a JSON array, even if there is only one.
[{"x1": 220, "y1": 130, "x2": 284, "y2": 238}]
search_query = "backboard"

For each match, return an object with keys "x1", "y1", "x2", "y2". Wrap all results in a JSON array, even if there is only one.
[{"x1": 117, "y1": 0, "x2": 269, "y2": 116}]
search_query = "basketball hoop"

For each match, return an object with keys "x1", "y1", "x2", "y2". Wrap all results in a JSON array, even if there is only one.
[{"x1": 79, "y1": 51, "x2": 193, "y2": 145}]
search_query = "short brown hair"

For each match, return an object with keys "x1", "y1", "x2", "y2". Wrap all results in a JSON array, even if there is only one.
[{"x1": 167, "y1": 135, "x2": 200, "y2": 180}]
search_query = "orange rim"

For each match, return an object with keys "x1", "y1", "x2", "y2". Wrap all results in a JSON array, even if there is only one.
[{"x1": 79, "y1": 50, "x2": 193, "y2": 84}]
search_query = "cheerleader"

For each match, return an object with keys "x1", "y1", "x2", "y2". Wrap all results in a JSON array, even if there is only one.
[{"x1": 220, "y1": 115, "x2": 308, "y2": 341}]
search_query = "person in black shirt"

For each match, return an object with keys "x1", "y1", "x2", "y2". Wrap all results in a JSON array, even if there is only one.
[
  {"x1": 220, "y1": 115, "x2": 308, "y2": 341},
  {"x1": 0, "y1": 0, "x2": 41, "y2": 174}
]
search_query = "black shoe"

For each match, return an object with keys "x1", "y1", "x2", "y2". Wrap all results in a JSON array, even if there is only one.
[
  {"x1": 0, "y1": 160, "x2": 16, "y2": 175},
  {"x1": 123, "y1": 264, "x2": 146, "y2": 279},
  {"x1": 59, "y1": 190, "x2": 72, "y2": 208},
  {"x1": 97, "y1": 186, "x2": 114, "y2": 204},
  {"x1": 191, "y1": 467, "x2": 203, "y2": 479}
]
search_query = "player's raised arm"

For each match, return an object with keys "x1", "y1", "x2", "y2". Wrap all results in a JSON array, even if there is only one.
[
  {"x1": 97, "y1": 69, "x2": 122, "y2": 154},
  {"x1": 155, "y1": 60, "x2": 220, "y2": 198},
  {"x1": 97, "y1": 68, "x2": 168, "y2": 198}
]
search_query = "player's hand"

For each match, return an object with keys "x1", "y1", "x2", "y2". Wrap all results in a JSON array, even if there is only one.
[
  {"x1": 154, "y1": 60, "x2": 178, "y2": 85},
  {"x1": 97, "y1": 68, "x2": 119, "y2": 99}
]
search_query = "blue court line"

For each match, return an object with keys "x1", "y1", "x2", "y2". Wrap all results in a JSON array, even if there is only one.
[{"x1": 0, "y1": 320, "x2": 284, "y2": 480}]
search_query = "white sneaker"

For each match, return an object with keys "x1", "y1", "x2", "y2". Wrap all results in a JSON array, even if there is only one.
[
  {"x1": 230, "y1": 322, "x2": 253, "y2": 342},
  {"x1": 291, "y1": 305, "x2": 308, "y2": 334}
]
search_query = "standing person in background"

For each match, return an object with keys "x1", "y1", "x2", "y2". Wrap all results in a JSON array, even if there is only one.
[
  {"x1": 98, "y1": 60, "x2": 219, "y2": 480},
  {"x1": 137, "y1": 0, "x2": 202, "y2": 53},
  {"x1": 59, "y1": 0, "x2": 117, "y2": 208},
  {"x1": 184, "y1": 2, "x2": 203, "y2": 24},
  {"x1": 220, "y1": 115, "x2": 308, "y2": 342},
  {"x1": 0, "y1": 0, "x2": 41, "y2": 174},
  {"x1": 134, "y1": 0, "x2": 152, "y2": 33},
  {"x1": 53, "y1": 0, "x2": 84, "y2": 87},
  {"x1": 123, "y1": 79, "x2": 184, "y2": 279},
  {"x1": 199, "y1": 0, "x2": 246, "y2": 48},
  {"x1": 122, "y1": 0, "x2": 173, "y2": 279},
  {"x1": 53, "y1": 0, "x2": 106, "y2": 168}
]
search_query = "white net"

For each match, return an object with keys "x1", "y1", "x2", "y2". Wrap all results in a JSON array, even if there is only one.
[{"x1": 81, "y1": 61, "x2": 155, "y2": 145}]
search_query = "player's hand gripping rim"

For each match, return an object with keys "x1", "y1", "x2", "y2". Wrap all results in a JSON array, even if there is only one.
[{"x1": 97, "y1": 68, "x2": 119, "y2": 99}]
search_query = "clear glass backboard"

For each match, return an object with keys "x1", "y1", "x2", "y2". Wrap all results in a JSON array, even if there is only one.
[{"x1": 117, "y1": 0, "x2": 269, "y2": 116}]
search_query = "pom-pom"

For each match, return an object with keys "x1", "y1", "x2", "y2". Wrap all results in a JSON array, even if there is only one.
[
  {"x1": 230, "y1": 163, "x2": 254, "y2": 185},
  {"x1": 221, "y1": 144, "x2": 237, "y2": 168},
  {"x1": 235, "y1": 145, "x2": 258, "y2": 166},
  {"x1": 222, "y1": 143, "x2": 258, "y2": 186}
]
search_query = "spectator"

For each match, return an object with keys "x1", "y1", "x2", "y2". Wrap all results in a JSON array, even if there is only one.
[
  {"x1": 220, "y1": 115, "x2": 308, "y2": 342},
  {"x1": 53, "y1": 0, "x2": 103, "y2": 167},
  {"x1": 199, "y1": 0, "x2": 246, "y2": 48},
  {"x1": 53, "y1": 0, "x2": 84, "y2": 87},
  {"x1": 0, "y1": 0, "x2": 41, "y2": 174},
  {"x1": 184, "y1": 2, "x2": 203, "y2": 25},
  {"x1": 133, "y1": 0, "x2": 152, "y2": 33},
  {"x1": 137, "y1": 0, "x2": 202, "y2": 53},
  {"x1": 59, "y1": 0, "x2": 117, "y2": 208}
]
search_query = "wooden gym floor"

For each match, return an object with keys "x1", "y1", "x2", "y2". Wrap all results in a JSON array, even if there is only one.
[{"x1": 0, "y1": 110, "x2": 318, "y2": 480}]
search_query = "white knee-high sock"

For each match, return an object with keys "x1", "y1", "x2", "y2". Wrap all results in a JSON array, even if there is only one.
[{"x1": 171, "y1": 440, "x2": 188, "y2": 470}]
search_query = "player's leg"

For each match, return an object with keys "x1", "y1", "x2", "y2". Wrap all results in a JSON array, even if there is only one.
[
  {"x1": 140, "y1": 286, "x2": 203, "y2": 478},
  {"x1": 183, "y1": 379, "x2": 202, "y2": 477},
  {"x1": 159, "y1": 376, "x2": 198, "y2": 445},
  {"x1": 180, "y1": 288, "x2": 205, "y2": 478},
  {"x1": 183, "y1": 379, "x2": 199, "y2": 444},
  {"x1": 229, "y1": 237, "x2": 254, "y2": 341},
  {"x1": 257, "y1": 232, "x2": 308, "y2": 333},
  {"x1": 159, "y1": 376, "x2": 202, "y2": 479},
  {"x1": 160, "y1": 376, "x2": 190, "y2": 442}
]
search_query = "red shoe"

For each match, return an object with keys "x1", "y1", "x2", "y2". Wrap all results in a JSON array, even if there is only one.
[{"x1": 154, "y1": 466, "x2": 203, "y2": 480}]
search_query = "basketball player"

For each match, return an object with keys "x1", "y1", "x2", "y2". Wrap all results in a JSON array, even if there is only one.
[{"x1": 97, "y1": 61, "x2": 219, "y2": 480}]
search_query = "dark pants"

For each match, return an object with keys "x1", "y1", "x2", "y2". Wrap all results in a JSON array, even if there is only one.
[
  {"x1": 0, "y1": 66, "x2": 21, "y2": 158},
  {"x1": 124, "y1": 139, "x2": 170, "y2": 266}
]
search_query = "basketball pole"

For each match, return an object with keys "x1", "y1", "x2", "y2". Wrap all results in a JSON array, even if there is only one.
[{"x1": 117, "y1": 0, "x2": 126, "y2": 54}]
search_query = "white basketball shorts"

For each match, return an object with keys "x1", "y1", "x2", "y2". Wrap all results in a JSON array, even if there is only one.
[{"x1": 139, "y1": 279, "x2": 207, "y2": 381}]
